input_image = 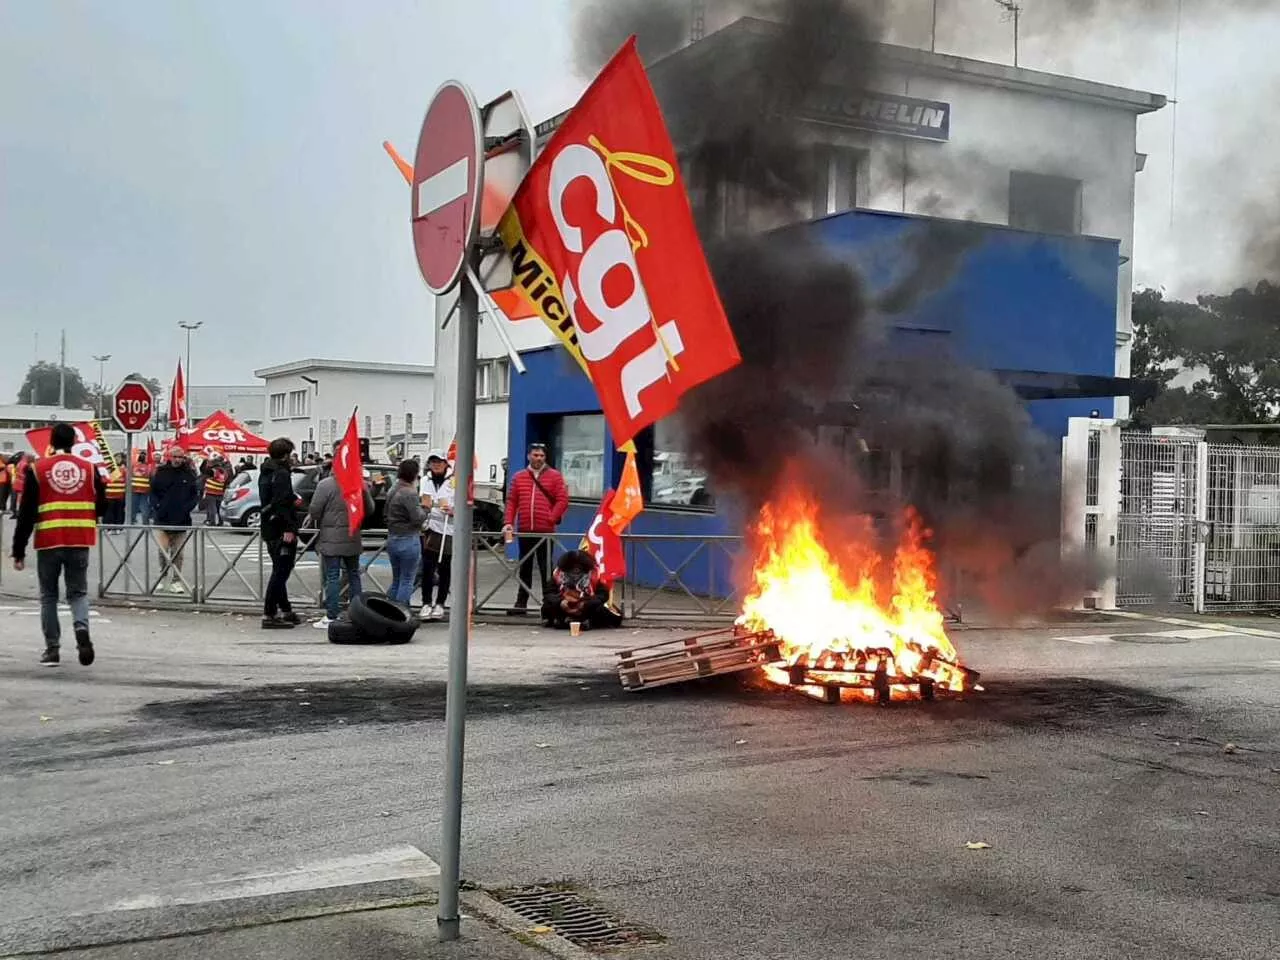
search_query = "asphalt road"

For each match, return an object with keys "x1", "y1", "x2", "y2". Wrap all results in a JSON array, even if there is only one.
[{"x1": 1, "y1": 602, "x2": 1278, "y2": 958}]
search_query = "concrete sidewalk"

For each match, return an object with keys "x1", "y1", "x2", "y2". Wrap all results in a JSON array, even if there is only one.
[{"x1": 17, "y1": 907, "x2": 564, "y2": 960}]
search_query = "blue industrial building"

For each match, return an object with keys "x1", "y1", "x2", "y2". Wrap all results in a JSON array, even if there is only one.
[{"x1": 503, "y1": 207, "x2": 1133, "y2": 596}]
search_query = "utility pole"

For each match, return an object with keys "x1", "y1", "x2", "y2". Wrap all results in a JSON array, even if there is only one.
[
  {"x1": 179, "y1": 321, "x2": 203, "y2": 413},
  {"x1": 92, "y1": 354, "x2": 112, "y2": 420},
  {"x1": 992, "y1": 0, "x2": 1021, "y2": 67},
  {"x1": 59, "y1": 329, "x2": 67, "y2": 408}
]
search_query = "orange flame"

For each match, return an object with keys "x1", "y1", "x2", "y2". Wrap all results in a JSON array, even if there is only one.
[{"x1": 737, "y1": 484, "x2": 966, "y2": 695}]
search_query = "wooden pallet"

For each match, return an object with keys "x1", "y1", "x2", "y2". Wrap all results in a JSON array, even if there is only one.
[{"x1": 615, "y1": 627, "x2": 784, "y2": 691}]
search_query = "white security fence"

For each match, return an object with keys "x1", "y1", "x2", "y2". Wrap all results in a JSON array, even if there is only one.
[{"x1": 1063, "y1": 418, "x2": 1280, "y2": 612}]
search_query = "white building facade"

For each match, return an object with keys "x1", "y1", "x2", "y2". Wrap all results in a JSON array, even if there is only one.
[
  {"x1": 188, "y1": 385, "x2": 265, "y2": 430},
  {"x1": 254, "y1": 359, "x2": 434, "y2": 460}
]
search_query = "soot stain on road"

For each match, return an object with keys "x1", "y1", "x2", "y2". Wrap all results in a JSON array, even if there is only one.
[{"x1": 138, "y1": 673, "x2": 1184, "y2": 735}]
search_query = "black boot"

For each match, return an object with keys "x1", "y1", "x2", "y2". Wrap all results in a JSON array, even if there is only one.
[{"x1": 75, "y1": 626, "x2": 95, "y2": 666}]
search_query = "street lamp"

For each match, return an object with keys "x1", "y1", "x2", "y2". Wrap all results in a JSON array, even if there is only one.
[
  {"x1": 92, "y1": 354, "x2": 112, "y2": 420},
  {"x1": 178, "y1": 321, "x2": 203, "y2": 415}
]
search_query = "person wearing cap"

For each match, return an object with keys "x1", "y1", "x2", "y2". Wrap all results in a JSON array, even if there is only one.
[
  {"x1": 502, "y1": 442, "x2": 569, "y2": 614},
  {"x1": 418, "y1": 451, "x2": 455, "y2": 620}
]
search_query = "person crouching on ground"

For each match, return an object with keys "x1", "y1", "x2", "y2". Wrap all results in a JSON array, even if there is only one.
[
  {"x1": 418, "y1": 451, "x2": 454, "y2": 621},
  {"x1": 540, "y1": 549, "x2": 622, "y2": 632},
  {"x1": 384, "y1": 459, "x2": 425, "y2": 606},
  {"x1": 150, "y1": 446, "x2": 200, "y2": 594},
  {"x1": 259, "y1": 438, "x2": 302, "y2": 629},
  {"x1": 10, "y1": 422, "x2": 106, "y2": 666},
  {"x1": 308, "y1": 464, "x2": 374, "y2": 628}
]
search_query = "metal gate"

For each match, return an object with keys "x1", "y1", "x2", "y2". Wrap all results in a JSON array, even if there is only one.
[
  {"x1": 1204, "y1": 444, "x2": 1280, "y2": 610},
  {"x1": 1116, "y1": 432, "x2": 1202, "y2": 606}
]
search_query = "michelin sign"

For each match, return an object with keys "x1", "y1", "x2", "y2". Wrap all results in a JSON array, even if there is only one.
[{"x1": 802, "y1": 87, "x2": 951, "y2": 141}]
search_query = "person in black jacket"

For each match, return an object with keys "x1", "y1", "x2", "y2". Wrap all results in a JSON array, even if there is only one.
[
  {"x1": 258, "y1": 437, "x2": 300, "y2": 629},
  {"x1": 149, "y1": 446, "x2": 200, "y2": 594}
]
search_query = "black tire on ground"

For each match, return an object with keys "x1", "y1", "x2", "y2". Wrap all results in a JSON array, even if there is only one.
[
  {"x1": 349, "y1": 593, "x2": 418, "y2": 642},
  {"x1": 327, "y1": 617, "x2": 383, "y2": 645}
]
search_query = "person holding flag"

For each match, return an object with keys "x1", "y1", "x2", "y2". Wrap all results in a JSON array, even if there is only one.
[
  {"x1": 308, "y1": 413, "x2": 374, "y2": 628},
  {"x1": 418, "y1": 451, "x2": 454, "y2": 621}
]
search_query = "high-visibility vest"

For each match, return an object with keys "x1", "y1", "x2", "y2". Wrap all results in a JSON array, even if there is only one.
[
  {"x1": 131, "y1": 468, "x2": 152, "y2": 494},
  {"x1": 204, "y1": 469, "x2": 227, "y2": 497},
  {"x1": 105, "y1": 471, "x2": 127, "y2": 501},
  {"x1": 33, "y1": 453, "x2": 98, "y2": 550}
]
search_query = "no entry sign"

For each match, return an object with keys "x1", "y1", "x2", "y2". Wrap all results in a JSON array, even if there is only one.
[
  {"x1": 413, "y1": 80, "x2": 483, "y2": 295},
  {"x1": 113, "y1": 379, "x2": 154, "y2": 433}
]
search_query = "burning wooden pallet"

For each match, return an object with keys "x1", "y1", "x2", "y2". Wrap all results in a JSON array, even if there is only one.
[
  {"x1": 615, "y1": 626, "x2": 783, "y2": 691},
  {"x1": 770, "y1": 647, "x2": 981, "y2": 705}
]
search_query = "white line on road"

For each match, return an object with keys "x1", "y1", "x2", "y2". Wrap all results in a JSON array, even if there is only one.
[
  {"x1": 416, "y1": 157, "x2": 469, "y2": 218},
  {"x1": 106, "y1": 844, "x2": 440, "y2": 911},
  {"x1": 1105, "y1": 609, "x2": 1280, "y2": 641}
]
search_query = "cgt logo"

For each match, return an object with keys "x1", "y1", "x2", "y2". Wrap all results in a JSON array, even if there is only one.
[
  {"x1": 203, "y1": 428, "x2": 247, "y2": 445},
  {"x1": 48, "y1": 458, "x2": 88, "y2": 495}
]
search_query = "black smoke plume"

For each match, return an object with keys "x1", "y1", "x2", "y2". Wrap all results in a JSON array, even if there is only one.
[{"x1": 571, "y1": 0, "x2": 1095, "y2": 612}]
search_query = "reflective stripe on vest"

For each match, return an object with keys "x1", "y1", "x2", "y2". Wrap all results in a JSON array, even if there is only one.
[
  {"x1": 33, "y1": 453, "x2": 98, "y2": 550},
  {"x1": 105, "y1": 476, "x2": 127, "y2": 500},
  {"x1": 205, "y1": 473, "x2": 226, "y2": 497},
  {"x1": 131, "y1": 472, "x2": 151, "y2": 493}
]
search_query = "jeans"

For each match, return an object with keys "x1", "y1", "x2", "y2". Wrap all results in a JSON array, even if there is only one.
[
  {"x1": 386, "y1": 534, "x2": 421, "y2": 605},
  {"x1": 203, "y1": 495, "x2": 221, "y2": 526},
  {"x1": 264, "y1": 537, "x2": 297, "y2": 617},
  {"x1": 131, "y1": 495, "x2": 152, "y2": 525},
  {"x1": 36, "y1": 547, "x2": 90, "y2": 648},
  {"x1": 514, "y1": 534, "x2": 553, "y2": 608},
  {"x1": 322, "y1": 554, "x2": 363, "y2": 619}
]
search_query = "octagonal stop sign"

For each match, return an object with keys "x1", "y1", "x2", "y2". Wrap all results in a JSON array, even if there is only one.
[{"x1": 113, "y1": 380, "x2": 155, "y2": 433}]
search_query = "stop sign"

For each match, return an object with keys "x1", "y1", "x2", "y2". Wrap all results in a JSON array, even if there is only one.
[
  {"x1": 113, "y1": 380, "x2": 155, "y2": 432},
  {"x1": 412, "y1": 79, "x2": 483, "y2": 295}
]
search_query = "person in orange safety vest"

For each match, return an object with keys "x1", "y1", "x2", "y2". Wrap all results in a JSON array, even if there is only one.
[
  {"x1": 104, "y1": 455, "x2": 127, "y2": 526},
  {"x1": 10, "y1": 423, "x2": 106, "y2": 667}
]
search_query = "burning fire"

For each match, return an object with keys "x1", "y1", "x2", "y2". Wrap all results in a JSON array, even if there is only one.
[{"x1": 736, "y1": 487, "x2": 974, "y2": 702}]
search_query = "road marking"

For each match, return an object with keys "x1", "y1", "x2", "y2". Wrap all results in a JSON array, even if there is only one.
[
  {"x1": 1057, "y1": 634, "x2": 1116, "y2": 645},
  {"x1": 107, "y1": 844, "x2": 439, "y2": 911},
  {"x1": 416, "y1": 157, "x2": 469, "y2": 217},
  {"x1": 1106, "y1": 609, "x2": 1280, "y2": 641},
  {"x1": 1057, "y1": 626, "x2": 1239, "y2": 645}
]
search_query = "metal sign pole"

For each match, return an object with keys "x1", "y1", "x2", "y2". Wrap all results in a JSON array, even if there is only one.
[
  {"x1": 124, "y1": 432, "x2": 135, "y2": 525},
  {"x1": 437, "y1": 252, "x2": 480, "y2": 942}
]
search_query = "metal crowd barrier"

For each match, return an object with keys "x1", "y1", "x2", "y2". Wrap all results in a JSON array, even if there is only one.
[{"x1": 96, "y1": 524, "x2": 748, "y2": 622}]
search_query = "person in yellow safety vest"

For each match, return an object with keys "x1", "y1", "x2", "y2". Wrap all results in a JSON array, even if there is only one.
[
  {"x1": 10, "y1": 422, "x2": 106, "y2": 667},
  {"x1": 130, "y1": 453, "x2": 153, "y2": 524},
  {"x1": 200, "y1": 456, "x2": 228, "y2": 526},
  {"x1": 104, "y1": 456, "x2": 127, "y2": 526}
]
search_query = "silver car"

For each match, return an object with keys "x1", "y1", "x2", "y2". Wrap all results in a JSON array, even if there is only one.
[{"x1": 221, "y1": 467, "x2": 317, "y2": 527}]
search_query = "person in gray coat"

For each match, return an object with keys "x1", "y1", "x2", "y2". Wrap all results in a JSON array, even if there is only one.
[{"x1": 308, "y1": 472, "x2": 375, "y2": 627}]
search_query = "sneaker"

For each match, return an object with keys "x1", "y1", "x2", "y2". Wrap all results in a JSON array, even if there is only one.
[
  {"x1": 75, "y1": 626, "x2": 94, "y2": 666},
  {"x1": 313, "y1": 616, "x2": 333, "y2": 630},
  {"x1": 40, "y1": 648, "x2": 60, "y2": 666},
  {"x1": 428, "y1": 604, "x2": 444, "y2": 621},
  {"x1": 261, "y1": 616, "x2": 295, "y2": 630},
  {"x1": 167, "y1": 581, "x2": 187, "y2": 594}
]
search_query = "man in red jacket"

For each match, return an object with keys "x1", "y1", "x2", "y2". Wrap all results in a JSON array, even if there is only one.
[{"x1": 502, "y1": 442, "x2": 569, "y2": 614}]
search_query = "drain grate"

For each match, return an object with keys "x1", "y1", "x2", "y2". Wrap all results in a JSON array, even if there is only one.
[{"x1": 490, "y1": 884, "x2": 663, "y2": 950}]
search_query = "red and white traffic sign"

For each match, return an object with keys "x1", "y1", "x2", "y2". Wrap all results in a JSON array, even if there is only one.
[
  {"x1": 113, "y1": 380, "x2": 155, "y2": 433},
  {"x1": 412, "y1": 79, "x2": 483, "y2": 296}
]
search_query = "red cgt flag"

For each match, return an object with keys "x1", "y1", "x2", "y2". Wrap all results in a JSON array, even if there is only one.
[
  {"x1": 582, "y1": 489, "x2": 626, "y2": 589},
  {"x1": 499, "y1": 38, "x2": 740, "y2": 446},
  {"x1": 168, "y1": 360, "x2": 188, "y2": 432},
  {"x1": 333, "y1": 410, "x2": 366, "y2": 535}
]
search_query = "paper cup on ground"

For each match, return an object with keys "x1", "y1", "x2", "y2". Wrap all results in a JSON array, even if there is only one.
[{"x1": 569, "y1": 621, "x2": 582, "y2": 637}]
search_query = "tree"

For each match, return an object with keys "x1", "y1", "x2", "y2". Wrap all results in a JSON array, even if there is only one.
[
  {"x1": 16, "y1": 361, "x2": 92, "y2": 409},
  {"x1": 1129, "y1": 282, "x2": 1280, "y2": 425}
]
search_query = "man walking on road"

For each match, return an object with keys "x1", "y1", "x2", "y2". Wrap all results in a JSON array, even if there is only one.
[
  {"x1": 502, "y1": 442, "x2": 569, "y2": 615},
  {"x1": 308, "y1": 465, "x2": 374, "y2": 628},
  {"x1": 9, "y1": 422, "x2": 106, "y2": 666},
  {"x1": 259, "y1": 437, "x2": 302, "y2": 629}
]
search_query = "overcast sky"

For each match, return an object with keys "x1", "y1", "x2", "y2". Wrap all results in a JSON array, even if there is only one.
[{"x1": 1, "y1": 0, "x2": 1277, "y2": 398}]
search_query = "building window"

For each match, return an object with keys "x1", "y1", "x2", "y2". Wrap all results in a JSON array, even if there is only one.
[
  {"x1": 384, "y1": 414, "x2": 392, "y2": 439},
  {"x1": 551, "y1": 413, "x2": 606, "y2": 500},
  {"x1": 810, "y1": 145, "x2": 861, "y2": 219},
  {"x1": 650, "y1": 418, "x2": 714, "y2": 510},
  {"x1": 287, "y1": 389, "x2": 309, "y2": 417},
  {"x1": 404, "y1": 412, "x2": 413, "y2": 435},
  {"x1": 269, "y1": 392, "x2": 286, "y2": 419},
  {"x1": 364, "y1": 415, "x2": 372, "y2": 438},
  {"x1": 495, "y1": 358, "x2": 512, "y2": 400},
  {"x1": 1009, "y1": 171, "x2": 1081, "y2": 234},
  {"x1": 476, "y1": 363, "x2": 492, "y2": 401}
]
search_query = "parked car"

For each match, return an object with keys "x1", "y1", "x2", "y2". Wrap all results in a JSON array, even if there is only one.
[{"x1": 221, "y1": 462, "x2": 399, "y2": 530}]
